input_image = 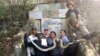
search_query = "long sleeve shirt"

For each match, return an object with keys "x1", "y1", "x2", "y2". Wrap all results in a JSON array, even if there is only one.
[{"x1": 61, "y1": 35, "x2": 69, "y2": 45}]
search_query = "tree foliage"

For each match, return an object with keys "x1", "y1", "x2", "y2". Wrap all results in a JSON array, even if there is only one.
[{"x1": 0, "y1": 0, "x2": 34, "y2": 56}]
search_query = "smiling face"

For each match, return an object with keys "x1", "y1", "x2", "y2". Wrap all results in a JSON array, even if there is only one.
[
  {"x1": 66, "y1": 1, "x2": 75, "y2": 10},
  {"x1": 32, "y1": 28, "x2": 37, "y2": 35},
  {"x1": 44, "y1": 29, "x2": 49, "y2": 35},
  {"x1": 50, "y1": 31, "x2": 56, "y2": 38},
  {"x1": 60, "y1": 30, "x2": 65, "y2": 36},
  {"x1": 67, "y1": 4, "x2": 73, "y2": 10},
  {"x1": 51, "y1": 33, "x2": 56, "y2": 38}
]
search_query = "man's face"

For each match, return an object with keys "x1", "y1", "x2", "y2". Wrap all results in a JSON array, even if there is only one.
[
  {"x1": 32, "y1": 29, "x2": 37, "y2": 34},
  {"x1": 44, "y1": 31, "x2": 49, "y2": 35},
  {"x1": 44, "y1": 29, "x2": 49, "y2": 35},
  {"x1": 51, "y1": 33, "x2": 56, "y2": 38},
  {"x1": 67, "y1": 4, "x2": 73, "y2": 10},
  {"x1": 60, "y1": 31, "x2": 65, "y2": 36}
]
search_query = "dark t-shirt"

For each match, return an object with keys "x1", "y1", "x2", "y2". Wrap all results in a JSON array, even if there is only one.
[
  {"x1": 66, "y1": 8, "x2": 81, "y2": 18},
  {"x1": 66, "y1": 8, "x2": 81, "y2": 27}
]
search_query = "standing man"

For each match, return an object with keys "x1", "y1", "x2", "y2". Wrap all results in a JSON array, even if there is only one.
[{"x1": 66, "y1": 1, "x2": 90, "y2": 40}]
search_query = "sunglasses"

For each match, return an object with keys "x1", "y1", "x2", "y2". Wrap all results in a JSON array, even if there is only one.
[{"x1": 44, "y1": 29, "x2": 48, "y2": 31}]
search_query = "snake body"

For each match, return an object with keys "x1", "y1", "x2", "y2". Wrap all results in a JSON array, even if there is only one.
[
  {"x1": 29, "y1": 38, "x2": 57, "y2": 52},
  {"x1": 29, "y1": 37, "x2": 84, "y2": 52}
]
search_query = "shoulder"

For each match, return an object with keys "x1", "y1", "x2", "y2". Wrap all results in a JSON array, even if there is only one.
[
  {"x1": 66, "y1": 9, "x2": 70, "y2": 17},
  {"x1": 66, "y1": 9, "x2": 70, "y2": 13},
  {"x1": 29, "y1": 35, "x2": 34, "y2": 38},
  {"x1": 74, "y1": 8, "x2": 81, "y2": 14},
  {"x1": 62, "y1": 36, "x2": 68, "y2": 39},
  {"x1": 28, "y1": 35, "x2": 32, "y2": 38},
  {"x1": 74, "y1": 8, "x2": 80, "y2": 11},
  {"x1": 29, "y1": 35, "x2": 38, "y2": 41}
]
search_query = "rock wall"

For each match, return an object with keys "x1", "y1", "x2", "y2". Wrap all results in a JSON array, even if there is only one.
[
  {"x1": 75, "y1": 0, "x2": 100, "y2": 32},
  {"x1": 74, "y1": 0, "x2": 100, "y2": 55}
]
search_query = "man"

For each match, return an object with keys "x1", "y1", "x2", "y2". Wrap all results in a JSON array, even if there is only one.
[
  {"x1": 60, "y1": 29, "x2": 69, "y2": 45},
  {"x1": 25, "y1": 27, "x2": 49, "y2": 56},
  {"x1": 43, "y1": 28, "x2": 50, "y2": 38},
  {"x1": 24, "y1": 27, "x2": 38, "y2": 56},
  {"x1": 60, "y1": 29, "x2": 69, "y2": 56},
  {"x1": 39, "y1": 28, "x2": 50, "y2": 47},
  {"x1": 60, "y1": 29, "x2": 78, "y2": 56},
  {"x1": 66, "y1": 1, "x2": 90, "y2": 40},
  {"x1": 42, "y1": 28, "x2": 50, "y2": 56}
]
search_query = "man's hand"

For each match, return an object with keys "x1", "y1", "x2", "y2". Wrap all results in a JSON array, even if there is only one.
[
  {"x1": 76, "y1": 14, "x2": 81, "y2": 28},
  {"x1": 76, "y1": 23, "x2": 80, "y2": 28}
]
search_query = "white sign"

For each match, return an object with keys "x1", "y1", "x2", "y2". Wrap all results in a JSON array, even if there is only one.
[
  {"x1": 29, "y1": 11, "x2": 42, "y2": 19},
  {"x1": 41, "y1": 39, "x2": 47, "y2": 46}
]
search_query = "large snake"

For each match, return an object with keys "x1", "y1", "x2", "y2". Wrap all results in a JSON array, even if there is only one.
[
  {"x1": 29, "y1": 37, "x2": 85, "y2": 52},
  {"x1": 29, "y1": 38, "x2": 57, "y2": 52},
  {"x1": 59, "y1": 39, "x2": 85, "y2": 49},
  {"x1": 59, "y1": 39, "x2": 74, "y2": 49}
]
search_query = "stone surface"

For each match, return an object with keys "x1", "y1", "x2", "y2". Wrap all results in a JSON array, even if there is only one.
[{"x1": 75, "y1": 0, "x2": 100, "y2": 32}]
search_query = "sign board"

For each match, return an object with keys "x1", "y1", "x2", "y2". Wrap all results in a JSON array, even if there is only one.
[{"x1": 29, "y1": 11, "x2": 42, "y2": 19}]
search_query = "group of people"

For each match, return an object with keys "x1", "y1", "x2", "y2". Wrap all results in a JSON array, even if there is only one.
[
  {"x1": 24, "y1": 0, "x2": 90, "y2": 56},
  {"x1": 24, "y1": 27, "x2": 77, "y2": 56}
]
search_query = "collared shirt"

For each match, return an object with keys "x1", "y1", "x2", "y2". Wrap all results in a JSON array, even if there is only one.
[
  {"x1": 47, "y1": 37, "x2": 53, "y2": 47},
  {"x1": 61, "y1": 35, "x2": 69, "y2": 45}
]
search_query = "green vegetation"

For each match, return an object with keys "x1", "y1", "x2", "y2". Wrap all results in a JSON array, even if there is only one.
[{"x1": 0, "y1": 0, "x2": 34, "y2": 56}]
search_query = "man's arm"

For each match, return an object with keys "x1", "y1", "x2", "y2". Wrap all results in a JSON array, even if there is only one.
[
  {"x1": 76, "y1": 14, "x2": 81, "y2": 28},
  {"x1": 75, "y1": 8, "x2": 81, "y2": 28},
  {"x1": 65, "y1": 10, "x2": 70, "y2": 19}
]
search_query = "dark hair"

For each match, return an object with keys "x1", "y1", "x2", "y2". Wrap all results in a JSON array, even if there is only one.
[
  {"x1": 49, "y1": 31, "x2": 56, "y2": 38},
  {"x1": 44, "y1": 29, "x2": 48, "y2": 31},
  {"x1": 60, "y1": 29, "x2": 66, "y2": 33},
  {"x1": 31, "y1": 28, "x2": 37, "y2": 31}
]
